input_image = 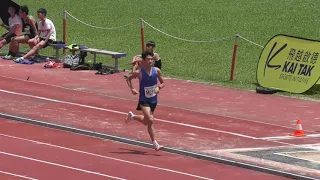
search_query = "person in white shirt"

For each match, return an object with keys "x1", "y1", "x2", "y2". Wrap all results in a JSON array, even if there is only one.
[
  {"x1": 0, "y1": 6, "x2": 22, "y2": 49},
  {"x1": 14, "y1": 8, "x2": 56, "y2": 61}
]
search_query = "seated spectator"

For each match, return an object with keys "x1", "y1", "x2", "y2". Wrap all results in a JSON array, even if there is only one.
[
  {"x1": 14, "y1": 8, "x2": 56, "y2": 62},
  {"x1": 124, "y1": 41, "x2": 161, "y2": 79},
  {"x1": 3, "y1": 5, "x2": 38, "y2": 59},
  {"x1": 0, "y1": 5, "x2": 22, "y2": 50},
  {"x1": 131, "y1": 41, "x2": 161, "y2": 68},
  {"x1": 145, "y1": 41, "x2": 161, "y2": 69}
]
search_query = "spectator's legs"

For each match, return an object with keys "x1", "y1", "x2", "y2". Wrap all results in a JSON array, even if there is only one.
[
  {"x1": 9, "y1": 35, "x2": 29, "y2": 56},
  {"x1": 22, "y1": 40, "x2": 46, "y2": 59},
  {"x1": 0, "y1": 39, "x2": 7, "y2": 49}
]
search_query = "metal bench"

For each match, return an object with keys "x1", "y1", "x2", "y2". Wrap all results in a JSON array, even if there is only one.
[{"x1": 49, "y1": 44, "x2": 126, "y2": 71}]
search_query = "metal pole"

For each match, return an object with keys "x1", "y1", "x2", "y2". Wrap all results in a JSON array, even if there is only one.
[
  {"x1": 63, "y1": 10, "x2": 67, "y2": 54},
  {"x1": 230, "y1": 34, "x2": 239, "y2": 81},
  {"x1": 140, "y1": 18, "x2": 145, "y2": 52}
]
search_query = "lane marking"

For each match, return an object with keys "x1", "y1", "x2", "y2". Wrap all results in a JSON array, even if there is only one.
[
  {"x1": 0, "y1": 151, "x2": 126, "y2": 180},
  {"x1": 0, "y1": 74, "x2": 311, "y2": 133},
  {"x1": 302, "y1": 144, "x2": 320, "y2": 151},
  {"x1": 278, "y1": 151, "x2": 319, "y2": 153},
  {"x1": 0, "y1": 170, "x2": 38, "y2": 180},
  {"x1": 0, "y1": 133, "x2": 215, "y2": 180},
  {"x1": 274, "y1": 152, "x2": 320, "y2": 164},
  {"x1": 209, "y1": 146, "x2": 294, "y2": 152},
  {"x1": 259, "y1": 134, "x2": 320, "y2": 140},
  {"x1": 0, "y1": 89, "x2": 258, "y2": 140},
  {"x1": 262, "y1": 141, "x2": 295, "y2": 146}
]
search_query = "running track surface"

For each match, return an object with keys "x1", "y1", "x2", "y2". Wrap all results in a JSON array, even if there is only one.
[
  {"x1": 0, "y1": 60, "x2": 319, "y2": 132},
  {"x1": 0, "y1": 74, "x2": 319, "y2": 153},
  {"x1": 0, "y1": 118, "x2": 289, "y2": 180},
  {"x1": 0, "y1": 60, "x2": 319, "y2": 178}
]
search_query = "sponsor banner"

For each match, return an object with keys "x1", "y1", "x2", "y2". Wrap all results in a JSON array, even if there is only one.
[{"x1": 257, "y1": 34, "x2": 320, "y2": 93}]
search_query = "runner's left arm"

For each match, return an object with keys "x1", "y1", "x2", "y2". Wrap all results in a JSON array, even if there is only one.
[{"x1": 156, "y1": 68, "x2": 165, "y2": 90}]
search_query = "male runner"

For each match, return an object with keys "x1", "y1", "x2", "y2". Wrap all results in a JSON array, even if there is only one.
[{"x1": 125, "y1": 50, "x2": 165, "y2": 151}]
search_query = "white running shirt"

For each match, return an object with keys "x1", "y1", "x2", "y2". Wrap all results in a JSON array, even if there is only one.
[{"x1": 38, "y1": 18, "x2": 56, "y2": 41}]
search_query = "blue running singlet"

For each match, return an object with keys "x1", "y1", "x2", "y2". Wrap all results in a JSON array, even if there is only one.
[{"x1": 139, "y1": 67, "x2": 158, "y2": 104}]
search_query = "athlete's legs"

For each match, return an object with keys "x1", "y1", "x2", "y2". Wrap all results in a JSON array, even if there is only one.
[
  {"x1": 126, "y1": 101, "x2": 147, "y2": 125},
  {"x1": 132, "y1": 114, "x2": 147, "y2": 125},
  {"x1": 140, "y1": 105, "x2": 156, "y2": 141},
  {"x1": 125, "y1": 102, "x2": 146, "y2": 125},
  {"x1": 140, "y1": 106, "x2": 163, "y2": 150},
  {"x1": 126, "y1": 103, "x2": 163, "y2": 150}
]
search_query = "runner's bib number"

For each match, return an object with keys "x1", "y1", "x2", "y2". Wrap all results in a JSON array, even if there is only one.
[{"x1": 144, "y1": 85, "x2": 157, "y2": 98}]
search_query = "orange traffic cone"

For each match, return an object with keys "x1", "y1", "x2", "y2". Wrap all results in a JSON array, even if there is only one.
[{"x1": 291, "y1": 120, "x2": 306, "y2": 137}]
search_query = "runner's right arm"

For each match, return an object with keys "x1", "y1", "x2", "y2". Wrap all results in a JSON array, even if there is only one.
[
  {"x1": 126, "y1": 70, "x2": 140, "y2": 95},
  {"x1": 156, "y1": 68, "x2": 165, "y2": 90}
]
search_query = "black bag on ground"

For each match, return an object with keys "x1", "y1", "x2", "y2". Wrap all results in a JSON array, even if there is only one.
[
  {"x1": 62, "y1": 51, "x2": 88, "y2": 68},
  {"x1": 62, "y1": 54, "x2": 80, "y2": 68},
  {"x1": 95, "y1": 66, "x2": 117, "y2": 75},
  {"x1": 70, "y1": 63, "x2": 91, "y2": 71},
  {"x1": 256, "y1": 86, "x2": 278, "y2": 94},
  {"x1": 93, "y1": 62, "x2": 103, "y2": 70}
]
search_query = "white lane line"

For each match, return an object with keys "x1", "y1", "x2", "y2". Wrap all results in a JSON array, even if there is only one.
[
  {"x1": 274, "y1": 152, "x2": 320, "y2": 164},
  {"x1": 259, "y1": 134, "x2": 320, "y2": 140},
  {"x1": 0, "y1": 89, "x2": 258, "y2": 140},
  {"x1": 0, "y1": 170, "x2": 39, "y2": 180},
  {"x1": 0, "y1": 133, "x2": 214, "y2": 180},
  {"x1": 0, "y1": 151, "x2": 126, "y2": 180}
]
